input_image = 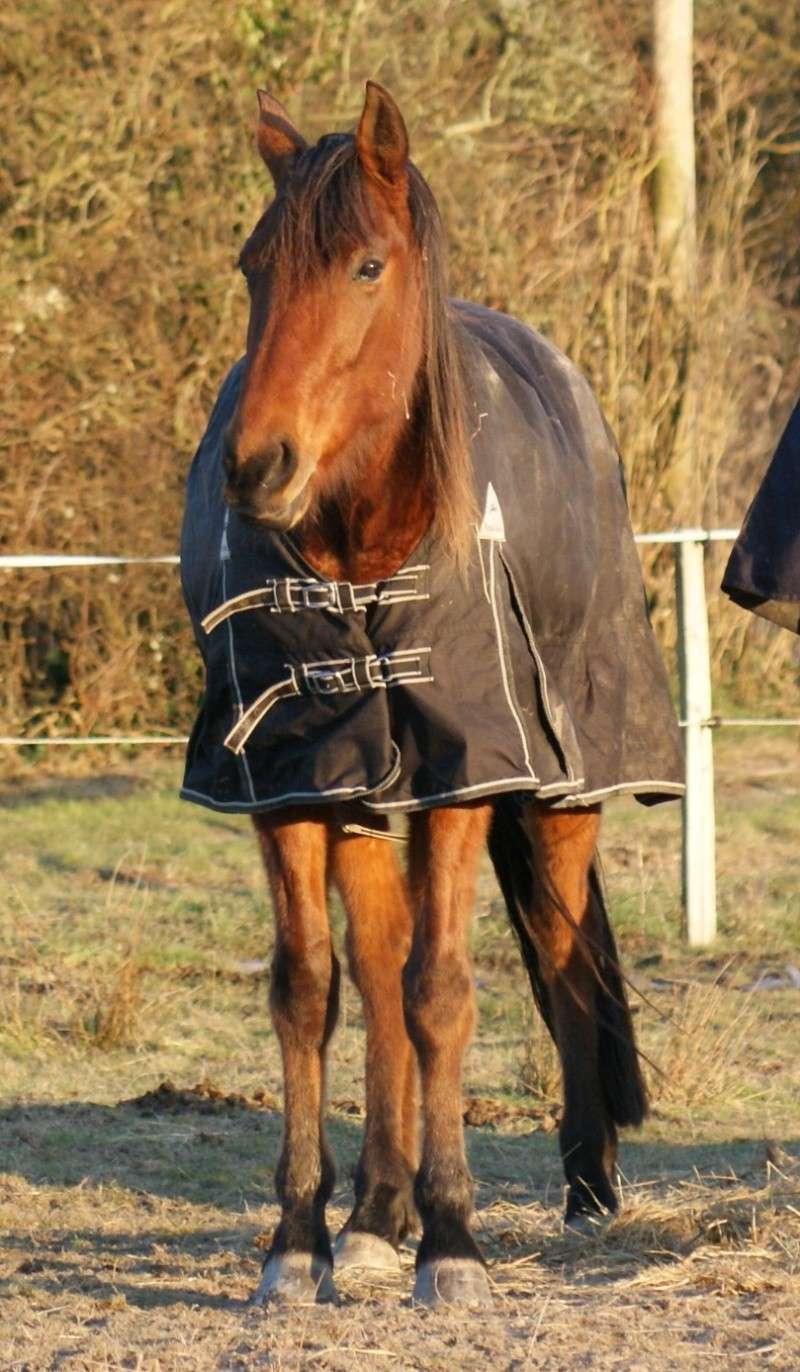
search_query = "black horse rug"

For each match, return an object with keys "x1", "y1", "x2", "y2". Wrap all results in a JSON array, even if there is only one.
[
  {"x1": 180, "y1": 302, "x2": 684, "y2": 814},
  {"x1": 722, "y1": 399, "x2": 800, "y2": 634}
]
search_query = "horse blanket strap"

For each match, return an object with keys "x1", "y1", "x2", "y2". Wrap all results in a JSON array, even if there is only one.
[
  {"x1": 201, "y1": 566, "x2": 430, "y2": 634},
  {"x1": 340, "y1": 823, "x2": 407, "y2": 843},
  {"x1": 224, "y1": 648, "x2": 433, "y2": 755}
]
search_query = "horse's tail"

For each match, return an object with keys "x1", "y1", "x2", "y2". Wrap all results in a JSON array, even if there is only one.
[
  {"x1": 586, "y1": 863, "x2": 649, "y2": 1127},
  {"x1": 488, "y1": 800, "x2": 648, "y2": 1129}
]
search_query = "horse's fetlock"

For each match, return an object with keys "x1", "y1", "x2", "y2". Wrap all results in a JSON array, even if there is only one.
[
  {"x1": 347, "y1": 1173, "x2": 417, "y2": 1245},
  {"x1": 276, "y1": 1139, "x2": 336, "y2": 1207},
  {"x1": 414, "y1": 1158, "x2": 474, "y2": 1225}
]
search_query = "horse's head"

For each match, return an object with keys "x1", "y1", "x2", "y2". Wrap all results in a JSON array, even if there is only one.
[{"x1": 223, "y1": 82, "x2": 429, "y2": 532}]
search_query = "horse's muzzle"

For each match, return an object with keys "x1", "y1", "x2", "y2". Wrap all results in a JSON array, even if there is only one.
[{"x1": 222, "y1": 431, "x2": 307, "y2": 527}]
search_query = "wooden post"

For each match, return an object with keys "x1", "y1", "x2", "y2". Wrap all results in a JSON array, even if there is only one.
[
  {"x1": 675, "y1": 535, "x2": 716, "y2": 944},
  {"x1": 654, "y1": 0, "x2": 699, "y2": 523},
  {"x1": 653, "y1": 0, "x2": 696, "y2": 303}
]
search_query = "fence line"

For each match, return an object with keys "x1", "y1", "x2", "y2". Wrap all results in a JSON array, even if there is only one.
[
  {"x1": 0, "y1": 528, "x2": 744, "y2": 570},
  {"x1": 0, "y1": 554, "x2": 179, "y2": 568},
  {"x1": 0, "y1": 735, "x2": 189, "y2": 747},
  {"x1": 3, "y1": 529, "x2": 799, "y2": 945}
]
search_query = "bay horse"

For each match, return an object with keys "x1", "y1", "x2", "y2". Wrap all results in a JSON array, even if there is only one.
[{"x1": 215, "y1": 82, "x2": 654, "y2": 1309}]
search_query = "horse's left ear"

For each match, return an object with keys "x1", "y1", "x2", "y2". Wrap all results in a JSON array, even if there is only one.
[
  {"x1": 256, "y1": 90, "x2": 307, "y2": 186},
  {"x1": 355, "y1": 81, "x2": 409, "y2": 192}
]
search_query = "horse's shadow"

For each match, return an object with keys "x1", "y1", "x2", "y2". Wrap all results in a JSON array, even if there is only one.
[
  {"x1": 2, "y1": 1099, "x2": 794, "y2": 1281},
  {"x1": 3, "y1": 1225, "x2": 248, "y2": 1311},
  {"x1": 0, "y1": 773, "x2": 144, "y2": 810}
]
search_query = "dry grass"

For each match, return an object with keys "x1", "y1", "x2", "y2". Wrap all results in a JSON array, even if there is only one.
[
  {"x1": 2, "y1": 1, "x2": 799, "y2": 756},
  {"x1": 1, "y1": 753, "x2": 799, "y2": 1366},
  {"x1": 649, "y1": 981, "x2": 762, "y2": 1109},
  {"x1": 85, "y1": 956, "x2": 142, "y2": 1050},
  {"x1": 518, "y1": 1005, "x2": 562, "y2": 1107},
  {"x1": 2, "y1": 1141, "x2": 798, "y2": 1369}
]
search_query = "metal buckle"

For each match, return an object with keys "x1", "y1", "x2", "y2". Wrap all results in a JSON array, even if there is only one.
[
  {"x1": 367, "y1": 654, "x2": 394, "y2": 686},
  {"x1": 299, "y1": 582, "x2": 336, "y2": 611},
  {"x1": 304, "y1": 662, "x2": 358, "y2": 694}
]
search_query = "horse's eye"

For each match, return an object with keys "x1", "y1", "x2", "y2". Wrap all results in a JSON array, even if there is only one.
[{"x1": 355, "y1": 259, "x2": 384, "y2": 282}]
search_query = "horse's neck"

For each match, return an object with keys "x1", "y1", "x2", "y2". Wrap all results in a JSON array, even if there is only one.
[{"x1": 295, "y1": 421, "x2": 432, "y2": 584}]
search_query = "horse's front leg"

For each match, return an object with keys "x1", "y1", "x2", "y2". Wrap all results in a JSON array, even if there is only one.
[
  {"x1": 330, "y1": 826, "x2": 417, "y2": 1269},
  {"x1": 403, "y1": 803, "x2": 493, "y2": 1308},
  {"x1": 251, "y1": 812, "x2": 339, "y2": 1305}
]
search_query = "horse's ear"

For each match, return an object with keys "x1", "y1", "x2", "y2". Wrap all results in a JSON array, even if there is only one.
[
  {"x1": 355, "y1": 81, "x2": 409, "y2": 193},
  {"x1": 256, "y1": 90, "x2": 307, "y2": 186}
]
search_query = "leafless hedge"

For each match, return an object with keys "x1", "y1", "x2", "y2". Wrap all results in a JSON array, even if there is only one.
[{"x1": 2, "y1": 0, "x2": 798, "y2": 756}]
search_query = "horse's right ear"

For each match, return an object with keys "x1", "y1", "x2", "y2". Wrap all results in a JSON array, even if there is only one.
[
  {"x1": 355, "y1": 81, "x2": 409, "y2": 195},
  {"x1": 255, "y1": 90, "x2": 307, "y2": 186}
]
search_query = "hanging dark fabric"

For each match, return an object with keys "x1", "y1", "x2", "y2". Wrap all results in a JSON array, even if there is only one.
[{"x1": 722, "y1": 399, "x2": 800, "y2": 634}]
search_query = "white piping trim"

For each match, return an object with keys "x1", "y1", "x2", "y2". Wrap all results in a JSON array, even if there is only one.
[
  {"x1": 486, "y1": 537, "x2": 537, "y2": 780},
  {"x1": 536, "y1": 776, "x2": 586, "y2": 798},
  {"x1": 180, "y1": 745, "x2": 403, "y2": 812},
  {"x1": 221, "y1": 511, "x2": 256, "y2": 802},
  {"x1": 181, "y1": 783, "x2": 383, "y2": 810},
  {"x1": 553, "y1": 780, "x2": 686, "y2": 806},
  {"x1": 500, "y1": 548, "x2": 579, "y2": 785},
  {"x1": 363, "y1": 775, "x2": 547, "y2": 810},
  {"x1": 181, "y1": 772, "x2": 684, "y2": 815},
  {"x1": 475, "y1": 526, "x2": 491, "y2": 604}
]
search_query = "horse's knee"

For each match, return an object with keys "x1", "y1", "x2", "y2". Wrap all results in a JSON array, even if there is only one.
[
  {"x1": 344, "y1": 925, "x2": 406, "y2": 999},
  {"x1": 270, "y1": 939, "x2": 340, "y2": 1044},
  {"x1": 402, "y1": 949, "x2": 474, "y2": 1057}
]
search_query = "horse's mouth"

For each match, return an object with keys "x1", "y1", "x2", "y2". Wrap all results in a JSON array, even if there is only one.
[{"x1": 225, "y1": 483, "x2": 311, "y2": 532}]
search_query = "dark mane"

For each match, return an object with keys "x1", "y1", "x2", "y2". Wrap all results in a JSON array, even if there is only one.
[{"x1": 244, "y1": 135, "x2": 476, "y2": 565}]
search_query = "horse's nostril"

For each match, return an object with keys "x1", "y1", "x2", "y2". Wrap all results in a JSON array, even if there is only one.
[
  {"x1": 254, "y1": 439, "x2": 297, "y2": 494},
  {"x1": 223, "y1": 437, "x2": 299, "y2": 511},
  {"x1": 276, "y1": 441, "x2": 296, "y2": 484}
]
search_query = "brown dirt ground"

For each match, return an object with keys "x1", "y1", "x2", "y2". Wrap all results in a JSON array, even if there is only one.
[{"x1": 1, "y1": 736, "x2": 799, "y2": 1369}]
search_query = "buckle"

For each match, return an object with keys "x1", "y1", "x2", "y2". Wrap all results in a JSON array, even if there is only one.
[
  {"x1": 299, "y1": 582, "x2": 336, "y2": 611},
  {"x1": 303, "y1": 661, "x2": 358, "y2": 694},
  {"x1": 367, "y1": 654, "x2": 394, "y2": 686}
]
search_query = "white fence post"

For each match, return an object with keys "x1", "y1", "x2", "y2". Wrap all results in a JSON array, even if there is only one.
[{"x1": 674, "y1": 535, "x2": 717, "y2": 944}]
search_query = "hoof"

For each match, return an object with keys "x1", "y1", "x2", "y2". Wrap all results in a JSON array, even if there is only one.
[
  {"x1": 412, "y1": 1258, "x2": 492, "y2": 1309},
  {"x1": 563, "y1": 1208, "x2": 614, "y2": 1238},
  {"x1": 334, "y1": 1230, "x2": 401, "y2": 1271},
  {"x1": 251, "y1": 1252, "x2": 337, "y2": 1306}
]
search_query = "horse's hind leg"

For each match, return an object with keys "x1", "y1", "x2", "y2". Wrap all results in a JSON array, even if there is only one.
[
  {"x1": 404, "y1": 803, "x2": 493, "y2": 1308},
  {"x1": 492, "y1": 804, "x2": 646, "y2": 1231},
  {"x1": 330, "y1": 827, "x2": 417, "y2": 1268},
  {"x1": 250, "y1": 812, "x2": 339, "y2": 1305}
]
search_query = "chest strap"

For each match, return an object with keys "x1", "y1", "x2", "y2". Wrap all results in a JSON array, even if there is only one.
[
  {"x1": 224, "y1": 647, "x2": 433, "y2": 755},
  {"x1": 201, "y1": 565, "x2": 430, "y2": 634}
]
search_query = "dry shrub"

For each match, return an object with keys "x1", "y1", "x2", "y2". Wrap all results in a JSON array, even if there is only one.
[
  {"x1": 2, "y1": 0, "x2": 799, "y2": 756},
  {"x1": 518, "y1": 1004, "x2": 561, "y2": 1107},
  {"x1": 1, "y1": 957, "x2": 142, "y2": 1054},
  {"x1": 84, "y1": 957, "x2": 142, "y2": 1050},
  {"x1": 649, "y1": 982, "x2": 760, "y2": 1108}
]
